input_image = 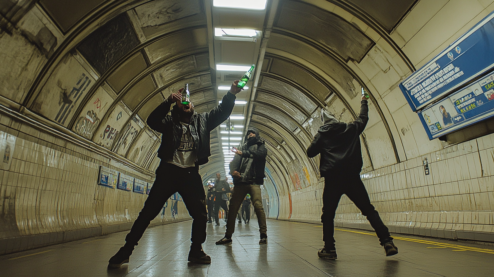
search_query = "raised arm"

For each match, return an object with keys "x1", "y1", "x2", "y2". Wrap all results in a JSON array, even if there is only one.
[
  {"x1": 206, "y1": 81, "x2": 242, "y2": 131},
  {"x1": 348, "y1": 97, "x2": 369, "y2": 135},
  {"x1": 147, "y1": 92, "x2": 181, "y2": 133}
]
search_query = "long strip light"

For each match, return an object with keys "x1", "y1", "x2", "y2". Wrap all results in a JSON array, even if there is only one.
[
  {"x1": 218, "y1": 86, "x2": 249, "y2": 91},
  {"x1": 216, "y1": 64, "x2": 251, "y2": 71},
  {"x1": 229, "y1": 116, "x2": 244, "y2": 120},
  {"x1": 221, "y1": 137, "x2": 242, "y2": 141},
  {"x1": 220, "y1": 125, "x2": 243, "y2": 128},
  {"x1": 215, "y1": 28, "x2": 258, "y2": 37},
  {"x1": 221, "y1": 131, "x2": 243, "y2": 135},
  {"x1": 213, "y1": 0, "x2": 267, "y2": 10}
]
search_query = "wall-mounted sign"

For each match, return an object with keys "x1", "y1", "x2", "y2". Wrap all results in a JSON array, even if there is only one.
[
  {"x1": 419, "y1": 70, "x2": 494, "y2": 139},
  {"x1": 0, "y1": 131, "x2": 15, "y2": 171},
  {"x1": 146, "y1": 183, "x2": 152, "y2": 195},
  {"x1": 133, "y1": 179, "x2": 146, "y2": 194},
  {"x1": 117, "y1": 174, "x2": 133, "y2": 191},
  {"x1": 98, "y1": 166, "x2": 118, "y2": 188},
  {"x1": 400, "y1": 12, "x2": 494, "y2": 111}
]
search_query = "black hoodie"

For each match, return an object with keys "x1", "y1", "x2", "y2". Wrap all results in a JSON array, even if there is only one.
[
  {"x1": 307, "y1": 100, "x2": 369, "y2": 176},
  {"x1": 230, "y1": 127, "x2": 267, "y2": 185}
]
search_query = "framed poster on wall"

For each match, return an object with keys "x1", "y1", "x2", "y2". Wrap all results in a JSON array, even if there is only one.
[
  {"x1": 117, "y1": 174, "x2": 133, "y2": 191},
  {"x1": 98, "y1": 166, "x2": 119, "y2": 188},
  {"x1": 133, "y1": 179, "x2": 146, "y2": 194}
]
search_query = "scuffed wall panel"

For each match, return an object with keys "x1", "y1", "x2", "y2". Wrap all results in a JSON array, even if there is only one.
[
  {"x1": 93, "y1": 102, "x2": 130, "y2": 149},
  {"x1": 32, "y1": 53, "x2": 95, "y2": 126},
  {"x1": 106, "y1": 52, "x2": 148, "y2": 94},
  {"x1": 258, "y1": 76, "x2": 317, "y2": 113},
  {"x1": 127, "y1": 129, "x2": 158, "y2": 166},
  {"x1": 77, "y1": 13, "x2": 139, "y2": 75},
  {"x1": 253, "y1": 104, "x2": 298, "y2": 132},
  {"x1": 256, "y1": 93, "x2": 307, "y2": 124},
  {"x1": 39, "y1": 0, "x2": 105, "y2": 32},
  {"x1": 0, "y1": 0, "x2": 36, "y2": 30},
  {"x1": 153, "y1": 54, "x2": 209, "y2": 85},
  {"x1": 121, "y1": 75, "x2": 156, "y2": 111},
  {"x1": 113, "y1": 115, "x2": 144, "y2": 156}
]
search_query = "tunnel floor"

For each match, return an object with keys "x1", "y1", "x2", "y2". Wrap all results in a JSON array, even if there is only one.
[{"x1": 1, "y1": 219, "x2": 494, "y2": 277}]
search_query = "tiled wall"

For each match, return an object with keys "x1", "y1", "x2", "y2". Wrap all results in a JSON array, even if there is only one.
[
  {"x1": 276, "y1": 133, "x2": 494, "y2": 242},
  {"x1": 0, "y1": 113, "x2": 190, "y2": 255}
]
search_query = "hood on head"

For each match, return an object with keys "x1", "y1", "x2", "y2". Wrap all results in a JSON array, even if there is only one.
[
  {"x1": 245, "y1": 127, "x2": 261, "y2": 142},
  {"x1": 320, "y1": 109, "x2": 337, "y2": 125}
]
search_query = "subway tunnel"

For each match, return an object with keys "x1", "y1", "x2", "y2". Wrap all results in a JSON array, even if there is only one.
[{"x1": 1, "y1": 0, "x2": 494, "y2": 276}]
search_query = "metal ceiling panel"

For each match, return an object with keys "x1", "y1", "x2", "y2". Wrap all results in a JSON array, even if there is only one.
[
  {"x1": 269, "y1": 58, "x2": 330, "y2": 105},
  {"x1": 145, "y1": 28, "x2": 208, "y2": 64},
  {"x1": 134, "y1": 0, "x2": 204, "y2": 39},
  {"x1": 32, "y1": 54, "x2": 96, "y2": 127},
  {"x1": 77, "y1": 13, "x2": 140, "y2": 75},
  {"x1": 72, "y1": 85, "x2": 114, "y2": 139},
  {"x1": 216, "y1": 40, "x2": 257, "y2": 64},
  {"x1": 107, "y1": 52, "x2": 148, "y2": 94},
  {"x1": 253, "y1": 104, "x2": 298, "y2": 132},
  {"x1": 249, "y1": 122, "x2": 283, "y2": 144},
  {"x1": 347, "y1": 0, "x2": 417, "y2": 32},
  {"x1": 153, "y1": 53, "x2": 209, "y2": 85},
  {"x1": 93, "y1": 102, "x2": 130, "y2": 149},
  {"x1": 39, "y1": 0, "x2": 105, "y2": 32},
  {"x1": 137, "y1": 93, "x2": 164, "y2": 122},
  {"x1": 268, "y1": 33, "x2": 358, "y2": 99},
  {"x1": 258, "y1": 76, "x2": 317, "y2": 114},
  {"x1": 255, "y1": 92, "x2": 307, "y2": 124},
  {"x1": 189, "y1": 89, "x2": 215, "y2": 107},
  {"x1": 160, "y1": 74, "x2": 212, "y2": 95},
  {"x1": 122, "y1": 75, "x2": 156, "y2": 111},
  {"x1": 276, "y1": 1, "x2": 373, "y2": 62}
]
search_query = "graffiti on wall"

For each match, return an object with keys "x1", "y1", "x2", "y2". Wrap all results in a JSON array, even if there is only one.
[
  {"x1": 73, "y1": 87, "x2": 113, "y2": 139},
  {"x1": 92, "y1": 103, "x2": 130, "y2": 149},
  {"x1": 55, "y1": 74, "x2": 92, "y2": 125},
  {"x1": 0, "y1": 132, "x2": 16, "y2": 171}
]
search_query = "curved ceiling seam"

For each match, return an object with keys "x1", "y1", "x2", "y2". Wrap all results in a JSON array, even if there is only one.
[
  {"x1": 254, "y1": 89, "x2": 312, "y2": 117},
  {"x1": 326, "y1": 0, "x2": 416, "y2": 72},
  {"x1": 23, "y1": 0, "x2": 155, "y2": 108},
  {"x1": 266, "y1": 39, "x2": 401, "y2": 163}
]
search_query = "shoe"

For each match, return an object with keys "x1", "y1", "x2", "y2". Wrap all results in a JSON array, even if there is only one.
[
  {"x1": 108, "y1": 247, "x2": 133, "y2": 268},
  {"x1": 318, "y1": 248, "x2": 337, "y2": 260},
  {"x1": 259, "y1": 238, "x2": 267, "y2": 244},
  {"x1": 238, "y1": 221, "x2": 242, "y2": 224},
  {"x1": 188, "y1": 248, "x2": 211, "y2": 264},
  {"x1": 216, "y1": 222, "x2": 220, "y2": 226},
  {"x1": 383, "y1": 241, "x2": 398, "y2": 256},
  {"x1": 216, "y1": 237, "x2": 233, "y2": 245},
  {"x1": 208, "y1": 220, "x2": 212, "y2": 223}
]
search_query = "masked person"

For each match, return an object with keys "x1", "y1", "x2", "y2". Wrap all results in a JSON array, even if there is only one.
[
  {"x1": 216, "y1": 127, "x2": 268, "y2": 245},
  {"x1": 108, "y1": 81, "x2": 242, "y2": 267},
  {"x1": 207, "y1": 183, "x2": 215, "y2": 223},
  {"x1": 307, "y1": 95, "x2": 398, "y2": 260},
  {"x1": 213, "y1": 173, "x2": 230, "y2": 226}
]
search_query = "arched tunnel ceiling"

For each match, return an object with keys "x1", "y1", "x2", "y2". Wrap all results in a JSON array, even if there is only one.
[{"x1": 0, "y1": 0, "x2": 422, "y2": 190}]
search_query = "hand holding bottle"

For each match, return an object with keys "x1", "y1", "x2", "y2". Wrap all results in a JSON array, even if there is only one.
[
  {"x1": 168, "y1": 89, "x2": 183, "y2": 103},
  {"x1": 230, "y1": 80, "x2": 242, "y2": 95}
]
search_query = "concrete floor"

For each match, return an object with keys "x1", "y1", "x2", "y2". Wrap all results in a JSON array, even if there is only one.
[{"x1": 1, "y1": 219, "x2": 494, "y2": 276}]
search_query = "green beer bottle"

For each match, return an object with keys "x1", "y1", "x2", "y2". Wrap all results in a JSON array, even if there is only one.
[
  {"x1": 237, "y1": 65, "x2": 255, "y2": 89},
  {"x1": 361, "y1": 87, "x2": 369, "y2": 99},
  {"x1": 182, "y1": 83, "x2": 190, "y2": 104}
]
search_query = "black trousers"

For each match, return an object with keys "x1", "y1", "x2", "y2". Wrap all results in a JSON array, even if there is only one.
[
  {"x1": 207, "y1": 200, "x2": 214, "y2": 222},
  {"x1": 214, "y1": 196, "x2": 228, "y2": 223},
  {"x1": 242, "y1": 203, "x2": 250, "y2": 222},
  {"x1": 125, "y1": 163, "x2": 207, "y2": 247},
  {"x1": 322, "y1": 173, "x2": 391, "y2": 246}
]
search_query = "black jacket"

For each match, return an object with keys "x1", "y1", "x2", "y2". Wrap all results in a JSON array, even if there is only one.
[
  {"x1": 214, "y1": 179, "x2": 231, "y2": 195},
  {"x1": 147, "y1": 92, "x2": 236, "y2": 166},
  {"x1": 307, "y1": 100, "x2": 369, "y2": 176},
  {"x1": 230, "y1": 127, "x2": 267, "y2": 185}
]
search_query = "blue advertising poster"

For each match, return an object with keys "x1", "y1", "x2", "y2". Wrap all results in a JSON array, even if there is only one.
[
  {"x1": 146, "y1": 183, "x2": 152, "y2": 195},
  {"x1": 419, "y1": 70, "x2": 494, "y2": 139},
  {"x1": 400, "y1": 12, "x2": 494, "y2": 111},
  {"x1": 98, "y1": 166, "x2": 118, "y2": 188},
  {"x1": 117, "y1": 174, "x2": 133, "y2": 191},
  {"x1": 133, "y1": 179, "x2": 146, "y2": 194}
]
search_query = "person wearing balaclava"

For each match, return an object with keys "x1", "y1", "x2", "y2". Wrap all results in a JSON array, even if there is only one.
[
  {"x1": 108, "y1": 81, "x2": 244, "y2": 267},
  {"x1": 307, "y1": 94, "x2": 398, "y2": 260},
  {"x1": 216, "y1": 127, "x2": 268, "y2": 245}
]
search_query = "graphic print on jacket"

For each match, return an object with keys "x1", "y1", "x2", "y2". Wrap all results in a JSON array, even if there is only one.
[{"x1": 167, "y1": 122, "x2": 197, "y2": 168}]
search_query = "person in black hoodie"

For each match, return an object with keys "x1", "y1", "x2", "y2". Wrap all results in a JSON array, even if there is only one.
[
  {"x1": 108, "y1": 81, "x2": 242, "y2": 267},
  {"x1": 216, "y1": 127, "x2": 268, "y2": 245},
  {"x1": 307, "y1": 95, "x2": 398, "y2": 260},
  {"x1": 207, "y1": 183, "x2": 215, "y2": 223}
]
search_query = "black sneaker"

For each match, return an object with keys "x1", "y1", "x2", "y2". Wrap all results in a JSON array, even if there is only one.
[
  {"x1": 384, "y1": 241, "x2": 398, "y2": 256},
  {"x1": 108, "y1": 247, "x2": 133, "y2": 268},
  {"x1": 318, "y1": 248, "x2": 337, "y2": 260},
  {"x1": 216, "y1": 222, "x2": 220, "y2": 226},
  {"x1": 238, "y1": 220, "x2": 242, "y2": 224},
  {"x1": 188, "y1": 248, "x2": 211, "y2": 264},
  {"x1": 216, "y1": 237, "x2": 232, "y2": 245},
  {"x1": 259, "y1": 238, "x2": 267, "y2": 244}
]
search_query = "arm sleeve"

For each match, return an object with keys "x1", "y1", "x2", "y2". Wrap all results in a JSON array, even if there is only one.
[
  {"x1": 306, "y1": 133, "x2": 322, "y2": 158},
  {"x1": 206, "y1": 92, "x2": 236, "y2": 131},
  {"x1": 241, "y1": 143, "x2": 267, "y2": 160},
  {"x1": 147, "y1": 99, "x2": 172, "y2": 133},
  {"x1": 347, "y1": 100, "x2": 369, "y2": 135}
]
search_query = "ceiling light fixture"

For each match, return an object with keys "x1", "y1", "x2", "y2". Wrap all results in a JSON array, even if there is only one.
[
  {"x1": 220, "y1": 125, "x2": 243, "y2": 128},
  {"x1": 221, "y1": 137, "x2": 242, "y2": 141},
  {"x1": 221, "y1": 131, "x2": 243, "y2": 135},
  {"x1": 216, "y1": 64, "x2": 251, "y2": 71},
  {"x1": 213, "y1": 0, "x2": 267, "y2": 10},
  {"x1": 218, "y1": 86, "x2": 249, "y2": 91},
  {"x1": 215, "y1": 28, "x2": 258, "y2": 37}
]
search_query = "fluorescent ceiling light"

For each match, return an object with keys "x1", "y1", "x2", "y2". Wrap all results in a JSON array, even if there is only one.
[
  {"x1": 216, "y1": 64, "x2": 251, "y2": 71},
  {"x1": 230, "y1": 116, "x2": 244, "y2": 120},
  {"x1": 218, "y1": 86, "x2": 249, "y2": 91},
  {"x1": 215, "y1": 28, "x2": 258, "y2": 37},
  {"x1": 220, "y1": 125, "x2": 244, "y2": 128},
  {"x1": 221, "y1": 131, "x2": 243, "y2": 135},
  {"x1": 213, "y1": 0, "x2": 267, "y2": 10},
  {"x1": 221, "y1": 137, "x2": 242, "y2": 141},
  {"x1": 219, "y1": 100, "x2": 248, "y2": 105}
]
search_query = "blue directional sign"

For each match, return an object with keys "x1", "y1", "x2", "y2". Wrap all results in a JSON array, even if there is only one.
[
  {"x1": 419, "y1": 71, "x2": 494, "y2": 139},
  {"x1": 98, "y1": 166, "x2": 118, "y2": 188},
  {"x1": 400, "y1": 12, "x2": 494, "y2": 111},
  {"x1": 133, "y1": 179, "x2": 146, "y2": 194},
  {"x1": 117, "y1": 174, "x2": 133, "y2": 191}
]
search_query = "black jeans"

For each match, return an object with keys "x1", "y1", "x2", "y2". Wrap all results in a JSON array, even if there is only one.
[
  {"x1": 322, "y1": 173, "x2": 391, "y2": 246},
  {"x1": 207, "y1": 200, "x2": 214, "y2": 222},
  {"x1": 214, "y1": 196, "x2": 228, "y2": 224},
  {"x1": 242, "y1": 203, "x2": 250, "y2": 222},
  {"x1": 125, "y1": 163, "x2": 207, "y2": 247}
]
